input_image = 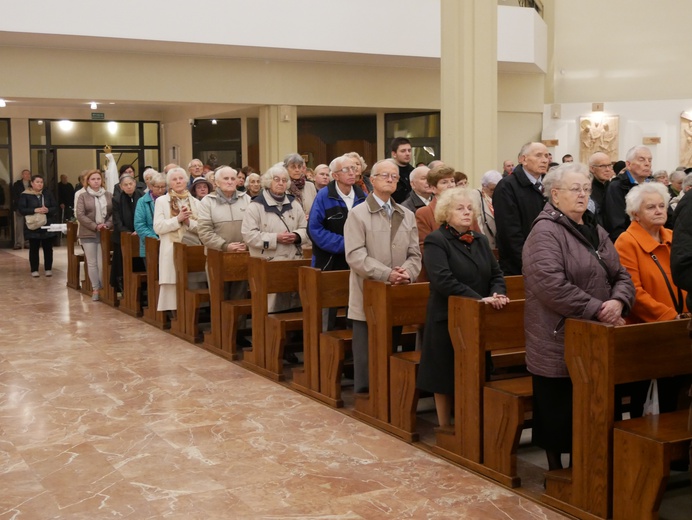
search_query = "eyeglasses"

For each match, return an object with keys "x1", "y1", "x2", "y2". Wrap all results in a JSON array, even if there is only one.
[
  {"x1": 152, "y1": 184, "x2": 167, "y2": 190},
  {"x1": 372, "y1": 173, "x2": 400, "y2": 180},
  {"x1": 334, "y1": 166, "x2": 358, "y2": 174},
  {"x1": 272, "y1": 176, "x2": 289, "y2": 183},
  {"x1": 557, "y1": 186, "x2": 592, "y2": 195},
  {"x1": 593, "y1": 164, "x2": 614, "y2": 169}
]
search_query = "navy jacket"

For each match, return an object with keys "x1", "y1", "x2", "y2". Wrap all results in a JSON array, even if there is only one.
[{"x1": 307, "y1": 180, "x2": 366, "y2": 271}]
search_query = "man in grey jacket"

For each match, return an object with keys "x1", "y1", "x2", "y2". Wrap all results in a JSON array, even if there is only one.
[{"x1": 344, "y1": 159, "x2": 422, "y2": 393}]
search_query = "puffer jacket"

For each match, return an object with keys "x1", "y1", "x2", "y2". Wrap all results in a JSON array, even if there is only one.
[{"x1": 522, "y1": 203, "x2": 635, "y2": 377}]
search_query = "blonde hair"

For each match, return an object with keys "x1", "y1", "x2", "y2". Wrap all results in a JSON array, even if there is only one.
[{"x1": 433, "y1": 186, "x2": 480, "y2": 225}]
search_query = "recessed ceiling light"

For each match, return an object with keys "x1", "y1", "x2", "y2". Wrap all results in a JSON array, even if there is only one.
[{"x1": 211, "y1": 119, "x2": 217, "y2": 125}]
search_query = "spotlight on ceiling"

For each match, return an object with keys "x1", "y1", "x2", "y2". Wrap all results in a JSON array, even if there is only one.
[{"x1": 211, "y1": 119, "x2": 217, "y2": 125}]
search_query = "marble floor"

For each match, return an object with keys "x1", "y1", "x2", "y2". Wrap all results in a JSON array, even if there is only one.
[{"x1": 0, "y1": 248, "x2": 569, "y2": 519}]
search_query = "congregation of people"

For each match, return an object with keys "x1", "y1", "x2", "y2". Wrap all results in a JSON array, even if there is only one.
[{"x1": 16, "y1": 136, "x2": 692, "y2": 481}]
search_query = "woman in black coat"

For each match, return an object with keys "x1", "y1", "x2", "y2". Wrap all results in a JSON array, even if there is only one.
[
  {"x1": 18, "y1": 175, "x2": 58, "y2": 277},
  {"x1": 417, "y1": 187, "x2": 509, "y2": 429},
  {"x1": 110, "y1": 173, "x2": 144, "y2": 293}
]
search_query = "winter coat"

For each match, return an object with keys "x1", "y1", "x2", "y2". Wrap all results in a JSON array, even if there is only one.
[
  {"x1": 112, "y1": 189, "x2": 143, "y2": 244},
  {"x1": 615, "y1": 221, "x2": 688, "y2": 323},
  {"x1": 307, "y1": 180, "x2": 367, "y2": 271},
  {"x1": 344, "y1": 194, "x2": 422, "y2": 321},
  {"x1": 76, "y1": 190, "x2": 113, "y2": 240},
  {"x1": 153, "y1": 193, "x2": 200, "y2": 285},
  {"x1": 522, "y1": 203, "x2": 635, "y2": 378},
  {"x1": 241, "y1": 189, "x2": 308, "y2": 260},
  {"x1": 133, "y1": 192, "x2": 158, "y2": 257},
  {"x1": 671, "y1": 193, "x2": 692, "y2": 313},
  {"x1": 197, "y1": 190, "x2": 251, "y2": 252},
  {"x1": 18, "y1": 189, "x2": 59, "y2": 240}
]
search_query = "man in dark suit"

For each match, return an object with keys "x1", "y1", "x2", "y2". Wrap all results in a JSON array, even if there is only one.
[
  {"x1": 588, "y1": 151, "x2": 614, "y2": 226},
  {"x1": 400, "y1": 165, "x2": 432, "y2": 213},
  {"x1": 492, "y1": 142, "x2": 549, "y2": 275}
]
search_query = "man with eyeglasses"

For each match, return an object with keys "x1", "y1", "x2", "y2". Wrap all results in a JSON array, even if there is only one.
[
  {"x1": 588, "y1": 152, "x2": 615, "y2": 226},
  {"x1": 344, "y1": 159, "x2": 422, "y2": 393},
  {"x1": 493, "y1": 142, "x2": 550, "y2": 276}
]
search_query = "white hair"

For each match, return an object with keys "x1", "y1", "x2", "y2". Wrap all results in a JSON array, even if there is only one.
[
  {"x1": 625, "y1": 182, "x2": 670, "y2": 220},
  {"x1": 481, "y1": 170, "x2": 503, "y2": 187},
  {"x1": 166, "y1": 167, "x2": 189, "y2": 186}
]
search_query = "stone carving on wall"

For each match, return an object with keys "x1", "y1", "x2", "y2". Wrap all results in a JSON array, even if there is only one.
[
  {"x1": 680, "y1": 116, "x2": 692, "y2": 167},
  {"x1": 579, "y1": 116, "x2": 619, "y2": 164}
]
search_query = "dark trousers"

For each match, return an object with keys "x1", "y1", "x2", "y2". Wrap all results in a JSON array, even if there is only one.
[
  {"x1": 29, "y1": 237, "x2": 53, "y2": 272},
  {"x1": 110, "y1": 244, "x2": 123, "y2": 290}
]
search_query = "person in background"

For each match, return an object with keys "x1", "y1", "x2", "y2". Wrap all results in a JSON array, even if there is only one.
[
  {"x1": 245, "y1": 172, "x2": 262, "y2": 198},
  {"x1": 562, "y1": 154, "x2": 574, "y2": 163},
  {"x1": 502, "y1": 159, "x2": 514, "y2": 177},
  {"x1": 312, "y1": 164, "x2": 331, "y2": 191},
  {"x1": 670, "y1": 173, "x2": 692, "y2": 212},
  {"x1": 417, "y1": 187, "x2": 508, "y2": 430},
  {"x1": 190, "y1": 175, "x2": 213, "y2": 201},
  {"x1": 235, "y1": 169, "x2": 247, "y2": 193},
  {"x1": 345, "y1": 151, "x2": 372, "y2": 195},
  {"x1": 18, "y1": 174, "x2": 58, "y2": 277},
  {"x1": 284, "y1": 153, "x2": 317, "y2": 216},
  {"x1": 652, "y1": 169, "x2": 670, "y2": 186},
  {"x1": 400, "y1": 165, "x2": 432, "y2": 214},
  {"x1": 187, "y1": 159, "x2": 204, "y2": 186},
  {"x1": 522, "y1": 162, "x2": 634, "y2": 471},
  {"x1": 615, "y1": 182, "x2": 689, "y2": 415},
  {"x1": 12, "y1": 169, "x2": 31, "y2": 249},
  {"x1": 134, "y1": 170, "x2": 166, "y2": 259},
  {"x1": 470, "y1": 170, "x2": 502, "y2": 250},
  {"x1": 111, "y1": 172, "x2": 145, "y2": 295},
  {"x1": 669, "y1": 170, "x2": 686, "y2": 199},
  {"x1": 390, "y1": 137, "x2": 414, "y2": 203},
  {"x1": 76, "y1": 170, "x2": 113, "y2": 301},
  {"x1": 588, "y1": 152, "x2": 615, "y2": 226},
  {"x1": 154, "y1": 167, "x2": 201, "y2": 316},
  {"x1": 57, "y1": 174, "x2": 75, "y2": 221},
  {"x1": 454, "y1": 171, "x2": 468, "y2": 187}
]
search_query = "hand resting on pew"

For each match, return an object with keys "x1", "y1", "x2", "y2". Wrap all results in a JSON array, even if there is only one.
[{"x1": 481, "y1": 293, "x2": 510, "y2": 310}]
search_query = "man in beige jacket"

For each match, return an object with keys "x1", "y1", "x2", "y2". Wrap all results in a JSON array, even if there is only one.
[{"x1": 344, "y1": 159, "x2": 422, "y2": 393}]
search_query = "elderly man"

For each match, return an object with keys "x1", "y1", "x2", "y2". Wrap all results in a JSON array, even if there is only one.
[
  {"x1": 187, "y1": 159, "x2": 204, "y2": 185},
  {"x1": 588, "y1": 151, "x2": 615, "y2": 225},
  {"x1": 345, "y1": 159, "x2": 422, "y2": 393},
  {"x1": 493, "y1": 142, "x2": 549, "y2": 276},
  {"x1": 502, "y1": 159, "x2": 514, "y2": 177},
  {"x1": 400, "y1": 165, "x2": 432, "y2": 213},
  {"x1": 603, "y1": 146, "x2": 653, "y2": 242},
  {"x1": 312, "y1": 164, "x2": 330, "y2": 191},
  {"x1": 11, "y1": 169, "x2": 32, "y2": 249}
]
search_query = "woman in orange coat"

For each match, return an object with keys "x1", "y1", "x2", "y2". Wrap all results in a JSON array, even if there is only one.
[{"x1": 615, "y1": 182, "x2": 689, "y2": 414}]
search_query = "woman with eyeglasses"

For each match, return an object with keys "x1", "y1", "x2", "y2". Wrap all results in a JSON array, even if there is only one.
[
  {"x1": 241, "y1": 163, "x2": 308, "y2": 312},
  {"x1": 522, "y1": 162, "x2": 635, "y2": 473}
]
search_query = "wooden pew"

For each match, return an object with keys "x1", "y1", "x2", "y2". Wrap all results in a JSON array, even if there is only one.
[
  {"x1": 241, "y1": 257, "x2": 311, "y2": 381},
  {"x1": 99, "y1": 228, "x2": 117, "y2": 307},
  {"x1": 66, "y1": 221, "x2": 84, "y2": 290},
  {"x1": 202, "y1": 248, "x2": 251, "y2": 361},
  {"x1": 170, "y1": 242, "x2": 209, "y2": 343},
  {"x1": 542, "y1": 318, "x2": 692, "y2": 520},
  {"x1": 504, "y1": 275, "x2": 524, "y2": 300},
  {"x1": 433, "y1": 296, "x2": 528, "y2": 487},
  {"x1": 292, "y1": 267, "x2": 350, "y2": 402},
  {"x1": 142, "y1": 237, "x2": 168, "y2": 329},
  {"x1": 351, "y1": 280, "x2": 429, "y2": 442},
  {"x1": 119, "y1": 232, "x2": 147, "y2": 317}
]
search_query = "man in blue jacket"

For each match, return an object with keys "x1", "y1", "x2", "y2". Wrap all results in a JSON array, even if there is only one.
[{"x1": 308, "y1": 154, "x2": 367, "y2": 329}]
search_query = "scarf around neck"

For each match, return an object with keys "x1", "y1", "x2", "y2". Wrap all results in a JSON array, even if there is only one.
[
  {"x1": 169, "y1": 189, "x2": 196, "y2": 220},
  {"x1": 87, "y1": 186, "x2": 107, "y2": 224}
]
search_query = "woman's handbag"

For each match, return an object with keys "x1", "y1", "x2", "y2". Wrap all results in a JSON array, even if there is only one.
[{"x1": 25, "y1": 212, "x2": 47, "y2": 230}]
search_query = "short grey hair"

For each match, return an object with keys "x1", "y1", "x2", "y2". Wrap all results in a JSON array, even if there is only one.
[
  {"x1": 683, "y1": 174, "x2": 692, "y2": 190},
  {"x1": 261, "y1": 163, "x2": 291, "y2": 189},
  {"x1": 283, "y1": 153, "x2": 305, "y2": 169},
  {"x1": 670, "y1": 170, "x2": 686, "y2": 183},
  {"x1": 214, "y1": 166, "x2": 237, "y2": 182},
  {"x1": 371, "y1": 159, "x2": 396, "y2": 177},
  {"x1": 149, "y1": 171, "x2": 166, "y2": 187},
  {"x1": 166, "y1": 167, "x2": 189, "y2": 186},
  {"x1": 543, "y1": 162, "x2": 590, "y2": 204},
  {"x1": 625, "y1": 182, "x2": 670, "y2": 220},
  {"x1": 142, "y1": 168, "x2": 157, "y2": 183},
  {"x1": 244, "y1": 172, "x2": 260, "y2": 189},
  {"x1": 481, "y1": 170, "x2": 503, "y2": 187},
  {"x1": 653, "y1": 170, "x2": 668, "y2": 180},
  {"x1": 625, "y1": 145, "x2": 651, "y2": 162},
  {"x1": 188, "y1": 158, "x2": 203, "y2": 169},
  {"x1": 409, "y1": 166, "x2": 430, "y2": 184},
  {"x1": 329, "y1": 155, "x2": 345, "y2": 174}
]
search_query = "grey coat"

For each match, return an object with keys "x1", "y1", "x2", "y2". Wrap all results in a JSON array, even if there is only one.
[{"x1": 522, "y1": 203, "x2": 635, "y2": 377}]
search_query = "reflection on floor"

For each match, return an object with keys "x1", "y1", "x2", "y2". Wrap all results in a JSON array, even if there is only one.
[{"x1": 1, "y1": 246, "x2": 689, "y2": 519}]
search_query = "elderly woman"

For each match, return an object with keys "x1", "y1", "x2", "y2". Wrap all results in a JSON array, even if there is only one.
[
  {"x1": 111, "y1": 172, "x2": 144, "y2": 293},
  {"x1": 470, "y1": 169, "x2": 502, "y2": 250},
  {"x1": 523, "y1": 162, "x2": 635, "y2": 471},
  {"x1": 245, "y1": 172, "x2": 262, "y2": 198},
  {"x1": 312, "y1": 164, "x2": 331, "y2": 191},
  {"x1": 190, "y1": 175, "x2": 213, "y2": 201},
  {"x1": 153, "y1": 166, "x2": 201, "y2": 314},
  {"x1": 18, "y1": 175, "x2": 59, "y2": 277},
  {"x1": 417, "y1": 187, "x2": 509, "y2": 429},
  {"x1": 76, "y1": 169, "x2": 113, "y2": 301},
  {"x1": 241, "y1": 162, "x2": 308, "y2": 312},
  {"x1": 615, "y1": 182, "x2": 689, "y2": 414},
  {"x1": 346, "y1": 152, "x2": 372, "y2": 195},
  {"x1": 134, "y1": 170, "x2": 166, "y2": 259},
  {"x1": 284, "y1": 153, "x2": 317, "y2": 216}
]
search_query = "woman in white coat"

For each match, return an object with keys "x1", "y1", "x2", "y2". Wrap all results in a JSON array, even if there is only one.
[{"x1": 153, "y1": 166, "x2": 201, "y2": 314}]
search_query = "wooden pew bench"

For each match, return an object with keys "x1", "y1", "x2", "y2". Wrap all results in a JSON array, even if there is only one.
[
  {"x1": 119, "y1": 232, "x2": 147, "y2": 317},
  {"x1": 202, "y1": 248, "x2": 251, "y2": 361},
  {"x1": 542, "y1": 318, "x2": 692, "y2": 520},
  {"x1": 351, "y1": 280, "x2": 429, "y2": 442},
  {"x1": 66, "y1": 221, "x2": 84, "y2": 291},
  {"x1": 141, "y1": 237, "x2": 168, "y2": 329},
  {"x1": 99, "y1": 228, "x2": 117, "y2": 307},
  {"x1": 292, "y1": 267, "x2": 351, "y2": 403},
  {"x1": 241, "y1": 257, "x2": 311, "y2": 381},
  {"x1": 434, "y1": 296, "x2": 528, "y2": 488},
  {"x1": 170, "y1": 242, "x2": 209, "y2": 343}
]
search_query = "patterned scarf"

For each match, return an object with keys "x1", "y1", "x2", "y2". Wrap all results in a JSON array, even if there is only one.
[
  {"x1": 287, "y1": 175, "x2": 306, "y2": 207},
  {"x1": 446, "y1": 225, "x2": 474, "y2": 244},
  {"x1": 168, "y1": 189, "x2": 197, "y2": 220}
]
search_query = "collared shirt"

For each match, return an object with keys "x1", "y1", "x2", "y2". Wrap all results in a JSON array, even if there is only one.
[
  {"x1": 372, "y1": 193, "x2": 390, "y2": 210},
  {"x1": 335, "y1": 182, "x2": 355, "y2": 211},
  {"x1": 415, "y1": 192, "x2": 431, "y2": 206},
  {"x1": 523, "y1": 168, "x2": 541, "y2": 186},
  {"x1": 626, "y1": 170, "x2": 650, "y2": 185}
]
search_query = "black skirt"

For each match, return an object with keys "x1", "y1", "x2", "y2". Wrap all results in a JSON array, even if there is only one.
[
  {"x1": 417, "y1": 319, "x2": 454, "y2": 395},
  {"x1": 531, "y1": 374, "x2": 573, "y2": 453}
]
